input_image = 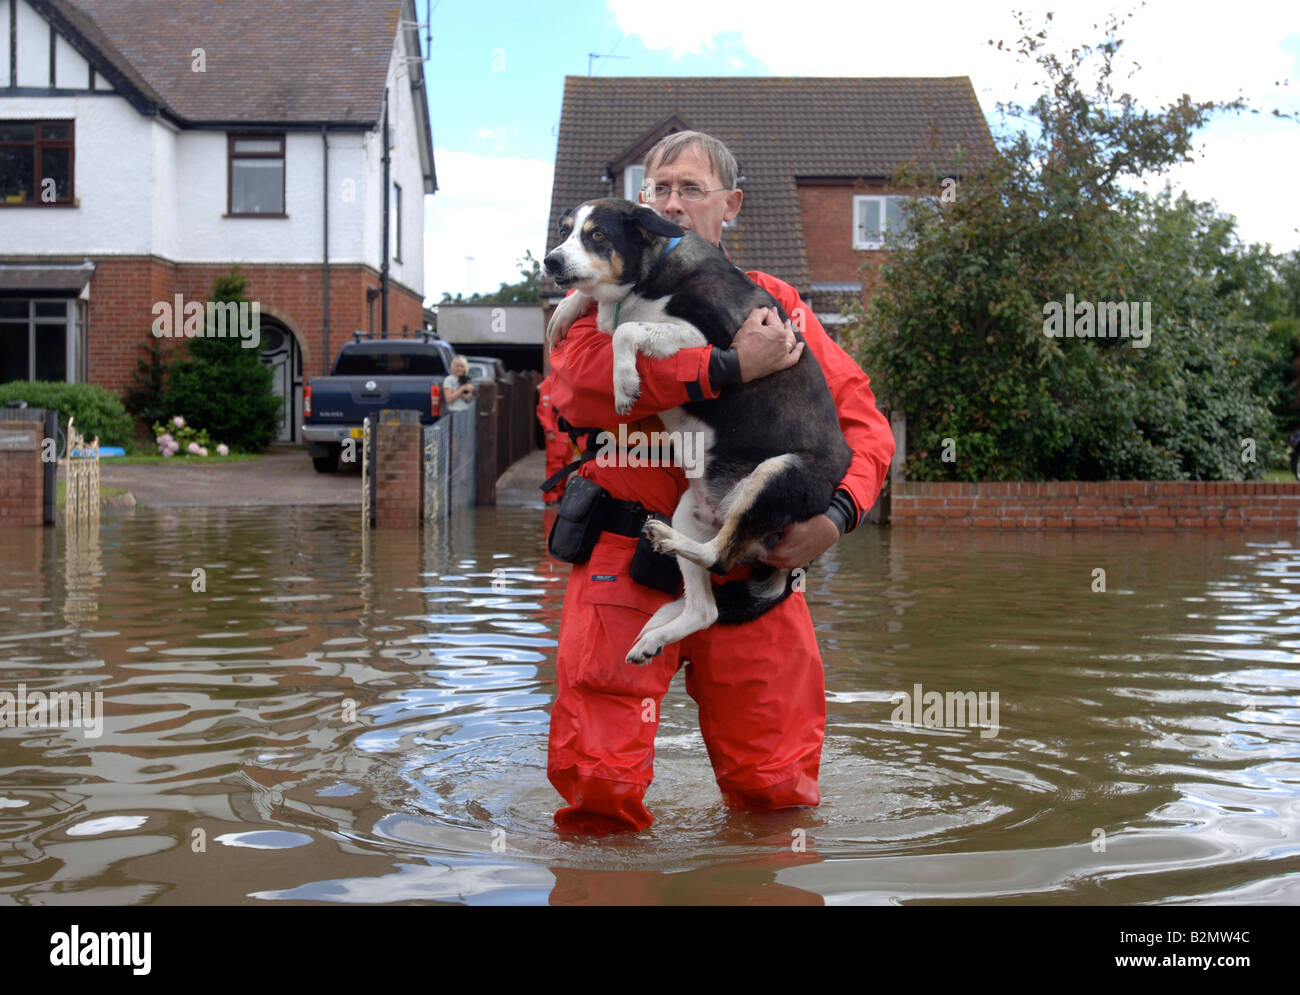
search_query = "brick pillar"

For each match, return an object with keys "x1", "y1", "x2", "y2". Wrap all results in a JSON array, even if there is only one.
[
  {"x1": 0, "y1": 421, "x2": 45, "y2": 528},
  {"x1": 374, "y1": 409, "x2": 424, "y2": 528}
]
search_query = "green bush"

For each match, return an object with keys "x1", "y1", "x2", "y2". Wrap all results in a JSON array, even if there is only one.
[
  {"x1": 0, "y1": 380, "x2": 133, "y2": 446},
  {"x1": 163, "y1": 270, "x2": 282, "y2": 452}
]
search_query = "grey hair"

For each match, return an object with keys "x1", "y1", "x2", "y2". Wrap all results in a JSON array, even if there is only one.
[{"x1": 642, "y1": 131, "x2": 739, "y2": 191}]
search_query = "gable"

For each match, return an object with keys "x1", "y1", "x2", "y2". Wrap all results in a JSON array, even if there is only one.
[{"x1": 1, "y1": 0, "x2": 146, "y2": 102}]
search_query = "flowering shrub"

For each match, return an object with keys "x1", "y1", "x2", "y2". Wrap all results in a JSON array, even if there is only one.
[{"x1": 152, "y1": 417, "x2": 226, "y2": 458}]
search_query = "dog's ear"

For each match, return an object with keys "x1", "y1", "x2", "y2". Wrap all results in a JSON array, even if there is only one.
[{"x1": 629, "y1": 206, "x2": 684, "y2": 240}]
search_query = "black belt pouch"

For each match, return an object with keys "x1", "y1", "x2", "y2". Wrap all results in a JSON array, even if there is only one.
[
  {"x1": 630, "y1": 512, "x2": 683, "y2": 595},
  {"x1": 547, "y1": 474, "x2": 610, "y2": 564}
]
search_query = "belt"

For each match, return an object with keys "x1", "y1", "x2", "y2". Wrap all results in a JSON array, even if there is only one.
[{"x1": 603, "y1": 498, "x2": 663, "y2": 538}]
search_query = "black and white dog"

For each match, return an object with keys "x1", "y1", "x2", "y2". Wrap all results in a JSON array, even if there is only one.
[{"x1": 544, "y1": 198, "x2": 851, "y2": 663}]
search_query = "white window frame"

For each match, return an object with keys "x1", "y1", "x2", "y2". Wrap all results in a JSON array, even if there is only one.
[
  {"x1": 853, "y1": 194, "x2": 916, "y2": 250},
  {"x1": 624, "y1": 164, "x2": 645, "y2": 202}
]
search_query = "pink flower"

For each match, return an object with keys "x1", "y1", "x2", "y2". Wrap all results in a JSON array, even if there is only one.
[
  {"x1": 187, "y1": 441, "x2": 200, "y2": 454},
  {"x1": 197, "y1": 446, "x2": 209, "y2": 457},
  {"x1": 157, "y1": 433, "x2": 173, "y2": 446},
  {"x1": 173, "y1": 416, "x2": 185, "y2": 428},
  {"x1": 216, "y1": 444, "x2": 229, "y2": 456},
  {"x1": 162, "y1": 447, "x2": 175, "y2": 458}
]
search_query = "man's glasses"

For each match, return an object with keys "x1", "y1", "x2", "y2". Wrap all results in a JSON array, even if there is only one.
[{"x1": 641, "y1": 183, "x2": 728, "y2": 203}]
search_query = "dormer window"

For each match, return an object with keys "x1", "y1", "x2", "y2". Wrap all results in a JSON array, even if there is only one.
[{"x1": 228, "y1": 134, "x2": 285, "y2": 216}]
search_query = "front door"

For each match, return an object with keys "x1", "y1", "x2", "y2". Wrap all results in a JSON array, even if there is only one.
[{"x1": 258, "y1": 321, "x2": 301, "y2": 442}]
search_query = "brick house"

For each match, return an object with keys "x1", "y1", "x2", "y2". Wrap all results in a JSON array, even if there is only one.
[
  {"x1": 545, "y1": 76, "x2": 993, "y2": 332},
  {"x1": 0, "y1": 0, "x2": 436, "y2": 441}
]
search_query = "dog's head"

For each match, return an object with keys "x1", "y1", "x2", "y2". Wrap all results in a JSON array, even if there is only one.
[{"x1": 543, "y1": 199, "x2": 684, "y2": 299}]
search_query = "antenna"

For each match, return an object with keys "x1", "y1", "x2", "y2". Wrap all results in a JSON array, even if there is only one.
[
  {"x1": 588, "y1": 52, "x2": 629, "y2": 76},
  {"x1": 396, "y1": 0, "x2": 438, "y2": 68}
]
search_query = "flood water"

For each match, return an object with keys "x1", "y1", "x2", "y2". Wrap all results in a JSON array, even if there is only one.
[{"x1": 1, "y1": 502, "x2": 1298, "y2": 905}]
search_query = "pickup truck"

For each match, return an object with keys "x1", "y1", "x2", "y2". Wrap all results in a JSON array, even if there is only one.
[{"x1": 302, "y1": 336, "x2": 454, "y2": 472}]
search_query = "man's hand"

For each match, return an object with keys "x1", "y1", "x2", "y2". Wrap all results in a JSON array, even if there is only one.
[
  {"x1": 734, "y1": 307, "x2": 804, "y2": 382},
  {"x1": 759, "y1": 514, "x2": 839, "y2": 570}
]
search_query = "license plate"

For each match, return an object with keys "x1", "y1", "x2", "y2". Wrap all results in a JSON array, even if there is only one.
[{"x1": 349, "y1": 428, "x2": 364, "y2": 439}]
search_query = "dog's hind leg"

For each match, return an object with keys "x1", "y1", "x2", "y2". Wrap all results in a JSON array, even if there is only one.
[
  {"x1": 644, "y1": 454, "x2": 802, "y2": 572},
  {"x1": 627, "y1": 558, "x2": 716, "y2": 663},
  {"x1": 627, "y1": 487, "x2": 719, "y2": 663}
]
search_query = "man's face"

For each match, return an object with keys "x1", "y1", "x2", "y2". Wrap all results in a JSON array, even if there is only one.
[{"x1": 639, "y1": 143, "x2": 742, "y2": 246}]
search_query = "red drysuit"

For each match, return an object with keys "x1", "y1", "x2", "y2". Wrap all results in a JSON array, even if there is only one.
[
  {"x1": 546, "y1": 271, "x2": 895, "y2": 831},
  {"x1": 537, "y1": 372, "x2": 574, "y2": 502}
]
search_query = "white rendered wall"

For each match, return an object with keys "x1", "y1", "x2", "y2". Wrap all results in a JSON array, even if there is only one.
[
  {"x1": 0, "y1": 93, "x2": 157, "y2": 254},
  {"x1": 14, "y1": 0, "x2": 48, "y2": 87}
]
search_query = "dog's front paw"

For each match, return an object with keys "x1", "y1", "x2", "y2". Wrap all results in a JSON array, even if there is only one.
[
  {"x1": 613, "y1": 380, "x2": 641, "y2": 416},
  {"x1": 546, "y1": 290, "x2": 590, "y2": 348}
]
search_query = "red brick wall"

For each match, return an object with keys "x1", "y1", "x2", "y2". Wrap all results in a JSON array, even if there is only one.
[
  {"x1": 374, "y1": 412, "x2": 423, "y2": 528},
  {"x1": 85, "y1": 258, "x2": 425, "y2": 395},
  {"x1": 796, "y1": 181, "x2": 893, "y2": 303},
  {"x1": 892, "y1": 482, "x2": 1300, "y2": 529},
  {"x1": 0, "y1": 423, "x2": 45, "y2": 528}
]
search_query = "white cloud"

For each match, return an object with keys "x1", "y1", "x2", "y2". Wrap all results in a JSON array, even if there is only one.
[{"x1": 425, "y1": 149, "x2": 554, "y2": 304}]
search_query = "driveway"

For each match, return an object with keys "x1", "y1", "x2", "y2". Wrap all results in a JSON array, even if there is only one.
[
  {"x1": 88, "y1": 445, "x2": 547, "y2": 509},
  {"x1": 93, "y1": 444, "x2": 359, "y2": 507}
]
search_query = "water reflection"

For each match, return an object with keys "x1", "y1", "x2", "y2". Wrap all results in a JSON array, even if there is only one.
[{"x1": 0, "y1": 506, "x2": 1297, "y2": 905}]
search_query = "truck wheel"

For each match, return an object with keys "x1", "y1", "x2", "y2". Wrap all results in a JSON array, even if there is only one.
[{"x1": 313, "y1": 449, "x2": 340, "y2": 473}]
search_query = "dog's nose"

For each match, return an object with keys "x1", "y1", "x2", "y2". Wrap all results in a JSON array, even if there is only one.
[{"x1": 543, "y1": 253, "x2": 562, "y2": 275}]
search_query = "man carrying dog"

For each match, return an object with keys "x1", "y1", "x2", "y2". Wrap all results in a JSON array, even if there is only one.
[{"x1": 546, "y1": 130, "x2": 895, "y2": 832}]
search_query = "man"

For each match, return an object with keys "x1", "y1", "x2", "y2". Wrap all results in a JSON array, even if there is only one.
[{"x1": 546, "y1": 130, "x2": 895, "y2": 832}]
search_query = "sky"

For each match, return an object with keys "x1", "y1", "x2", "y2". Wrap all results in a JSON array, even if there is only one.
[{"x1": 421, "y1": 0, "x2": 1300, "y2": 304}]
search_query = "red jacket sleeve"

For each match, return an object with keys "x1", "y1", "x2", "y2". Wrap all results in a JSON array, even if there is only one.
[
  {"x1": 548, "y1": 296, "x2": 720, "y2": 429},
  {"x1": 749, "y1": 272, "x2": 896, "y2": 528}
]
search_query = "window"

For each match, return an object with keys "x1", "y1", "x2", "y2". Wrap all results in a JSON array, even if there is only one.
[
  {"x1": 624, "y1": 164, "x2": 645, "y2": 202},
  {"x1": 391, "y1": 182, "x2": 402, "y2": 262},
  {"x1": 853, "y1": 195, "x2": 918, "y2": 250},
  {"x1": 0, "y1": 121, "x2": 74, "y2": 206},
  {"x1": 228, "y1": 134, "x2": 285, "y2": 215},
  {"x1": 0, "y1": 299, "x2": 79, "y2": 381}
]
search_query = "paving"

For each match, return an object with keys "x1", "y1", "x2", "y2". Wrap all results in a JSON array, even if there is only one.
[{"x1": 85, "y1": 444, "x2": 546, "y2": 509}]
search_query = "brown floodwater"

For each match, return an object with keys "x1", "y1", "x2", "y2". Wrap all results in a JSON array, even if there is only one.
[{"x1": 1, "y1": 503, "x2": 1298, "y2": 905}]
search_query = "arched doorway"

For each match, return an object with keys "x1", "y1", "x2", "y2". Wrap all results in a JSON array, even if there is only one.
[{"x1": 258, "y1": 319, "x2": 302, "y2": 442}]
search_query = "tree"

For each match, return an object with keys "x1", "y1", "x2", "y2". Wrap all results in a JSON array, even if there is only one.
[
  {"x1": 123, "y1": 336, "x2": 170, "y2": 429},
  {"x1": 164, "y1": 270, "x2": 282, "y2": 452},
  {"x1": 440, "y1": 250, "x2": 543, "y2": 305},
  {"x1": 843, "y1": 10, "x2": 1291, "y2": 480}
]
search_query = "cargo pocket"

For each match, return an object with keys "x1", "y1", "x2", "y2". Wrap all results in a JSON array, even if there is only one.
[{"x1": 575, "y1": 537, "x2": 681, "y2": 696}]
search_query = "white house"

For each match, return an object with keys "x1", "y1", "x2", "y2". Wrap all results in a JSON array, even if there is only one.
[{"x1": 0, "y1": 0, "x2": 437, "y2": 441}]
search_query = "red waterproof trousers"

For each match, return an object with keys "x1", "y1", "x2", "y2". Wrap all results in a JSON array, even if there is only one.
[{"x1": 547, "y1": 533, "x2": 825, "y2": 831}]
